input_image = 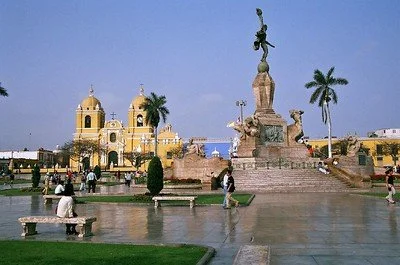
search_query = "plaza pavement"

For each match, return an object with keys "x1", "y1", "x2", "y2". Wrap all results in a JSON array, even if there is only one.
[{"x1": 1, "y1": 185, "x2": 399, "y2": 265}]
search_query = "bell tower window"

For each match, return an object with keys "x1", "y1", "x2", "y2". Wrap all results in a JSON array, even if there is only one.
[
  {"x1": 110, "y1": 133, "x2": 116, "y2": 143},
  {"x1": 84, "y1": 115, "x2": 91, "y2": 128},
  {"x1": 137, "y1": 115, "x2": 144, "y2": 127}
]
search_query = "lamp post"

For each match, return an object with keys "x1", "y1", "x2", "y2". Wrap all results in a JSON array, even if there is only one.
[{"x1": 236, "y1": 100, "x2": 247, "y2": 124}]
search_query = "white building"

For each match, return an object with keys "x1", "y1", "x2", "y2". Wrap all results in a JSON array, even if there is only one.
[{"x1": 371, "y1": 128, "x2": 400, "y2": 138}]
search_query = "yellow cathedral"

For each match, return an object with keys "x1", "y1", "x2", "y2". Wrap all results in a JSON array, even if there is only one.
[{"x1": 71, "y1": 86, "x2": 182, "y2": 172}]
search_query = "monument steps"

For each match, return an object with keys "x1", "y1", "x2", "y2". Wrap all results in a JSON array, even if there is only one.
[{"x1": 233, "y1": 168, "x2": 355, "y2": 192}]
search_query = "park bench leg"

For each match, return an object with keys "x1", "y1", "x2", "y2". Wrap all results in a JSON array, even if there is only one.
[
  {"x1": 190, "y1": 200, "x2": 195, "y2": 208},
  {"x1": 77, "y1": 223, "x2": 94, "y2": 238},
  {"x1": 154, "y1": 200, "x2": 159, "y2": 208},
  {"x1": 21, "y1": 222, "x2": 37, "y2": 237},
  {"x1": 44, "y1": 198, "x2": 52, "y2": 205}
]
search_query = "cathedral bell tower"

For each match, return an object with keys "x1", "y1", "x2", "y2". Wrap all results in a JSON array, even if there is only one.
[{"x1": 75, "y1": 86, "x2": 105, "y2": 139}]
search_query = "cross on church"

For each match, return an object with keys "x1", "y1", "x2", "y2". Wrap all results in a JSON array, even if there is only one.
[{"x1": 110, "y1": 112, "x2": 117, "y2": 120}]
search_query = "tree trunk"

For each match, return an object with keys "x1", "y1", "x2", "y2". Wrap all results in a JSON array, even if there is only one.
[
  {"x1": 325, "y1": 101, "x2": 333, "y2": 158},
  {"x1": 154, "y1": 127, "x2": 158, "y2": 157}
]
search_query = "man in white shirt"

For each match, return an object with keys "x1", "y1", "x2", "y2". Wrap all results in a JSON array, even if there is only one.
[
  {"x1": 125, "y1": 172, "x2": 132, "y2": 187},
  {"x1": 86, "y1": 169, "x2": 97, "y2": 193},
  {"x1": 222, "y1": 170, "x2": 231, "y2": 208},
  {"x1": 54, "y1": 181, "x2": 65, "y2": 195},
  {"x1": 56, "y1": 189, "x2": 78, "y2": 235}
]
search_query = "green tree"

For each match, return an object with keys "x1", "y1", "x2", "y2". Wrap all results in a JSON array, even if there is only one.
[
  {"x1": 31, "y1": 164, "x2": 41, "y2": 188},
  {"x1": 61, "y1": 139, "x2": 104, "y2": 166},
  {"x1": 123, "y1": 151, "x2": 153, "y2": 170},
  {"x1": 379, "y1": 141, "x2": 400, "y2": 165},
  {"x1": 93, "y1": 165, "x2": 101, "y2": 180},
  {"x1": 0, "y1": 82, "x2": 8, "y2": 97},
  {"x1": 140, "y1": 92, "x2": 170, "y2": 156},
  {"x1": 305, "y1": 67, "x2": 348, "y2": 158},
  {"x1": 147, "y1": 156, "x2": 164, "y2": 195}
]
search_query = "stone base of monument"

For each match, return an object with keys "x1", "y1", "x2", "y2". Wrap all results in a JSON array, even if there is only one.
[
  {"x1": 326, "y1": 155, "x2": 373, "y2": 189},
  {"x1": 231, "y1": 157, "x2": 355, "y2": 192},
  {"x1": 257, "y1": 145, "x2": 309, "y2": 160},
  {"x1": 173, "y1": 154, "x2": 229, "y2": 184}
]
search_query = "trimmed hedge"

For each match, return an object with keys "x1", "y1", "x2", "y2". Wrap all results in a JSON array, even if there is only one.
[{"x1": 147, "y1": 156, "x2": 164, "y2": 195}]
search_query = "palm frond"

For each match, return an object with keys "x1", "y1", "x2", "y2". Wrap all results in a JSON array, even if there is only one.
[
  {"x1": 333, "y1": 77, "x2": 349, "y2": 85},
  {"x1": 305, "y1": 81, "x2": 318, "y2": 89},
  {"x1": 309, "y1": 87, "x2": 323, "y2": 104},
  {"x1": 330, "y1": 89, "x2": 338, "y2": 104},
  {"x1": 327, "y1": 67, "x2": 335, "y2": 79},
  {"x1": 0, "y1": 87, "x2": 9, "y2": 97}
]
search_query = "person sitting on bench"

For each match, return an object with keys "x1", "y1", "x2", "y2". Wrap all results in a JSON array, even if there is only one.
[
  {"x1": 54, "y1": 181, "x2": 65, "y2": 195},
  {"x1": 56, "y1": 187, "x2": 78, "y2": 235}
]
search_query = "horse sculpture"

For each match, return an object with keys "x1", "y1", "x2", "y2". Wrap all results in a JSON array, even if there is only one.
[{"x1": 287, "y1": 109, "x2": 304, "y2": 146}]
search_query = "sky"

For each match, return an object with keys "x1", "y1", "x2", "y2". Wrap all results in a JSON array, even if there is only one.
[{"x1": 1, "y1": 0, "x2": 399, "y2": 151}]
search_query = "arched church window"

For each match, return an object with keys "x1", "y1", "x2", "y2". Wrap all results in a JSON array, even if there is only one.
[
  {"x1": 110, "y1": 133, "x2": 116, "y2": 143},
  {"x1": 137, "y1": 115, "x2": 144, "y2": 127},
  {"x1": 85, "y1": 115, "x2": 91, "y2": 128}
]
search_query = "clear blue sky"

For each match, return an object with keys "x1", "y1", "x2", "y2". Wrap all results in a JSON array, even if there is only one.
[{"x1": 1, "y1": 0, "x2": 399, "y2": 151}]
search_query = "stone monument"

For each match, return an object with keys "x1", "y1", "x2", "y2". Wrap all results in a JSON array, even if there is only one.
[{"x1": 232, "y1": 8, "x2": 308, "y2": 161}]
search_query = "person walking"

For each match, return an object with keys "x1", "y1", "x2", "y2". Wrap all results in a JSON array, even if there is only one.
[
  {"x1": 385, "y1": 167, "x2": 396, "y2": 204},
  {"x1": 125, "y1": 171, "x2": 132, "y2": 187},
  {"x1": 42, "y1": 173, "x2": 50, "y2": 195},
  {"x1": 79, "y1": 172, "x2": 86, "y2": 191},
  {"x1": 222, "y1": 170, "x2": 230, "y2": 208},
  {"x1": 225, "y1": 170, "x2": 239, "y2": 209},
  {"x1": 86, "y1": 169, "x2": 97, "y2": 193}
]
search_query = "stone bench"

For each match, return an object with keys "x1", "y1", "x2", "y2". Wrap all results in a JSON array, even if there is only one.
[
  {"x1": 152, "y1": 196, "x2": 197, "y2": 208},
  {"x1": 233, "y1": 245, "x2": 270, "y2": 265},
  {"x1": 18, "y1": 216, "x2": 97, "y2": 238},
  {"x1": 43, "y1": 195, "x2": 76, "y2": 204}
]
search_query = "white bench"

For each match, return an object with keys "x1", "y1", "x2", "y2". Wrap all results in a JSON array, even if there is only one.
[
  {"x1": 18, "y1": 216, "x2": 97, "y2": 238},
  {"x1": 152, "y1": 196, "x2": 197, "y2": 208},
  {"x1": 43, "y1": 195, "x2": 76, "y2": 204},
  {"x1": 233, "y1": 245, "x2": 270, "y2": 265}
]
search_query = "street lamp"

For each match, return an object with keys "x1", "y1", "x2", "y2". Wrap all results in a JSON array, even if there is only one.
[{"x1": 236, "y1": 100, "x2": 247, "y2": 123}]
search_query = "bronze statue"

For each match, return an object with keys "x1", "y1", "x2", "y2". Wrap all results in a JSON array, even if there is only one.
[{"x1": 253, "y1": 8, "x2": 275, "y2": 62}]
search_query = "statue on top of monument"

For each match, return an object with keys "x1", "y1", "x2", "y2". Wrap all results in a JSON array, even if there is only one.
[
  {"x1": 233, "y1": 113, "x2": 260, "y2": 140},
  {"x1": 253, "y1": 8, "x2": 275, "y2": 63}
]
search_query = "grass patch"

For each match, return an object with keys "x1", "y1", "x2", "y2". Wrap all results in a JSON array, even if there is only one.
[
  {"x1": 358, "y1": 192, "x2": 400, "y2": 200},
  {"x1": 0, "y1": 179, "x2": 31, "y2": 185},
  {"x1": 1, "y1": 240, "x2": 207, "y2": 265},
  {"x1": 77, "y1": 193, "x2": 253, "y2": 206},
  {"x1": 0, "y1": 188, "x2": 42, "y2": 196}
]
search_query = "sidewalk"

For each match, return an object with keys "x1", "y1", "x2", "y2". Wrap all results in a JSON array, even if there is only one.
[{"x1": 1, "y1": 190, "x2": 399, "y2": 264}]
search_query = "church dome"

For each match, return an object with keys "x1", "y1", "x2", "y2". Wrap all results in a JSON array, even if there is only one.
[
  {"x1": 80, "y1": 87, "x2": 102, "y2": 110},
  {"x1": 130, "y1": 85, "x2": 146, "y2": 109},
  {"x1": 212, "y1": 147, "x2": 220, "y2": 157}
]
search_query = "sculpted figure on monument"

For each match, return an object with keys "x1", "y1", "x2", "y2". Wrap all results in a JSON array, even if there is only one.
[
  {"x1": 346, "y1": 135, "x2": 361, "y2": 157},
  {"x1": 233, "y1": 113, "x2": 260, "y2": 140},
  {"x1": 287, "y1": 109, "x2": 305, "y2": 145},
  {"x1": 253, "y1": 8, "x2": 275, "y2": 63},
  {"x1": 186, "y1": 138, "x2": 206, "y2": 157}
]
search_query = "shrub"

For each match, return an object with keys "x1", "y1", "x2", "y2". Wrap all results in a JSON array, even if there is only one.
[
  {"x1": 93, "y1": 165, "x2": 101, "y2": 180},
  {"x1": 371, "y1": 174, "x2": 386, "y2": 182},
  {"x1": 147, "y1": 156, "x2": 164, "y2": 196},
  {"x1": 211, "y1": 177, "x2": 219, "y2": 190},
  {"x1": 168, "y1": 178, "x2": 201, "y2": 184},
  {"x1": 31, "y1": 164, "x2": 41, "y2": 188}
]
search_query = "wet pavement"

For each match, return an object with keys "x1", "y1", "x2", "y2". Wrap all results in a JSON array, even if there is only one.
[{"x1": 1, "y1": 186, "x2": 400, "y2": 265}]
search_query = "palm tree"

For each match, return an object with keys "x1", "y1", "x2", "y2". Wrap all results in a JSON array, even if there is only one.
[
  {"x1": 140, "y1": 92, "x2": 170, "y2": 157},
  {"x1": 305, "y1": 67, "x2": 348, "y2": 158},
  {"x1": 0, "y1": 82, "x2": 9, "y2": 97}
]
